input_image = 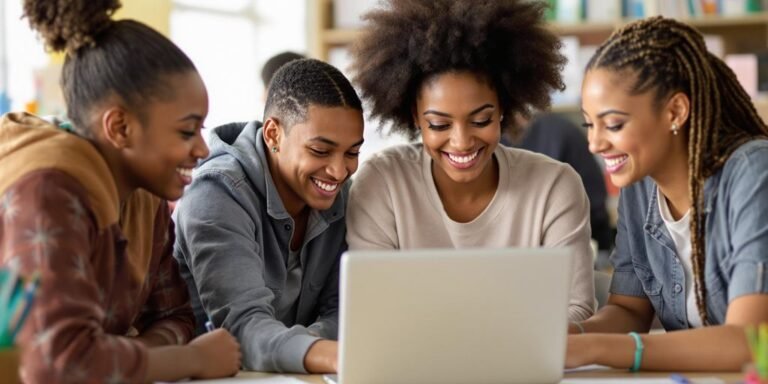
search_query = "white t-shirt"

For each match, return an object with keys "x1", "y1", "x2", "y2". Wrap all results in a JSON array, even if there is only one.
[
  {"x1": 346, "y1": 144, "x2": 596, "y2": 321},
  {"x1": 657, "y1": 187, "x2": 703, "y2": 328}
]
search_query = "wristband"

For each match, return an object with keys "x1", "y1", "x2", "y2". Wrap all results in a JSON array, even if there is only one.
[{"x1": 628, "y1": 331, "x2": 644, "y2": 372}]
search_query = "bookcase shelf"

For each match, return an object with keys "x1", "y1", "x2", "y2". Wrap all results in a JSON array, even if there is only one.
[
  {"x1": 309, "y1": 0, "x2": 768, "y2": 59},
  {"x1": 307, "y1": 0, "x2": 768, "y2": 121}
]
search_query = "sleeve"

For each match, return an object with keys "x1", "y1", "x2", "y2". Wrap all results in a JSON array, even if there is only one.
[
  {"x1": 724, "y1": 146, "x2": 768, "y2": 302},
  {"x1": 608, "y1": 186, "x2": 648, "y2": 297},
  {"x1": 174, "y1": 171, "x2": 319, "y2": 373},
  {"x1": 540, "y1": 165, "x2": 596, "y2": 322},
  {"x1": 307, "y1": 243, "x2": 342, "y2": 340},
  {"x1": 132, "y1": 207, "x2": 195, "y2": 345},
  {"x1": 1, "y1": 172, "x2": 148, "y2": 384},
  {"x1": 346, "y1": 161, "x2": 399, "y2": 250}
]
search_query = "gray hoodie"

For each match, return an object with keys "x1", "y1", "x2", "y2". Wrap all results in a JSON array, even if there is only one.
[{"x1": 173, "y1": 121, "x2": 347, "y2": 373}]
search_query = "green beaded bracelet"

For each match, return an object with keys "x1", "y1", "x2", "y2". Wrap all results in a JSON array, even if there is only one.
[{"x1": 628, "y1": 332, "x2": 644, "y2": 372}]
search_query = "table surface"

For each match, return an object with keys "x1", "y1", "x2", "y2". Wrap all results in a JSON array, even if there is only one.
[{"x1": 182, "y1": 368, "x2": 746, "y2": 383}]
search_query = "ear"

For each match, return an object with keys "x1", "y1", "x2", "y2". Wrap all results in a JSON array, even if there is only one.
[
  {"x1": 99, "y1": 107, "x2": 133, "y2": 149},
  {"x1": 666, "y1": 92, "x2": 690, "y2": 129},
  {"x1": 262, "y1": 117, "x2": 283, "y2": 149}
]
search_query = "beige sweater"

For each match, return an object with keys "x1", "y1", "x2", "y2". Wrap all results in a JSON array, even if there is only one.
[{"x1": 347, "y1": 144, "x2": 596, "y2": 321}]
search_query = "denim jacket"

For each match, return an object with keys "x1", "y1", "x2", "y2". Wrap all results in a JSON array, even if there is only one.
[{"x1": 610, "y1": 139, "x2": 768, "y2": 329}]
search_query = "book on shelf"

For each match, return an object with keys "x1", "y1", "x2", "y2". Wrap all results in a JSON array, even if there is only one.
[{"x1": 558, "y1": 0, "x2": 763, "y2": 22}]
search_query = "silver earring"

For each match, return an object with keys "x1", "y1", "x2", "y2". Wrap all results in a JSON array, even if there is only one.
[
  {"x1": 671, "y1": 123, "x2": 679, "y2": 136},
  {"x1": 500, "y1": 114, "x2": 504, "y2": 122},
  {"x1": 271, "y1": 146, "x2": 279, "y2": 153}
]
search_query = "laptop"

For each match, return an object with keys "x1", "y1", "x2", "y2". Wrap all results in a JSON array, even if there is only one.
[{"x1": 325, "y1": 247, "x2": 572, "y2": 384}]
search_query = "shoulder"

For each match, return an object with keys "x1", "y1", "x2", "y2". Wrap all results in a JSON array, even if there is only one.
[
  {"x1": 354, "y1": 144, "x2": 423, "y2": 183},
  {"x1": 498, "y1": 146, "x2": 576, "y2": 181},
  {"x1": 710, "y1": 139, "x2": 768, "y2": 202},
  {"x1": 721, "y1": 139, "x2": 768, "y2": 176},
  {"x1": 194, "y1": 153, "x2": 250, "y2": 188},
  {"x1": 4, "y1": 168, "x2": 92, "y2": 210}
]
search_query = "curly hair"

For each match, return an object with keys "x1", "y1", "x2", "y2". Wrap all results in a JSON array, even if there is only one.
[
  {"x1": 350, "y1": 0, "x2": 565, "y2": 139},
  {"x1": 587, "y1": 16, "x2": 768, "y2": 325},
  {"x1": 23, "y1": 0, "x2": 197, "y2": 136},
  {"x1": 265, "y1": 58, "x2": 362, "y2": 132}
]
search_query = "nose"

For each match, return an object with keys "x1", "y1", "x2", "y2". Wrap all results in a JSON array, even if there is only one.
[
  {"x1": 193, "y1": 133, "x2": 210, "y2": 160},
  {"x1": 449, "y1": 125, "x2": 474, "y2": 151},
  {"x1": 326, "y1": 155, "x2": 348, "y2": 181},
  {"x1": 587, "y1": 126, "x2": 607, "y2": 154}
]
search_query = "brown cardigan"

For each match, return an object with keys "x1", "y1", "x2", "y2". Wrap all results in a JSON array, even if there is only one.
[{"x1": 0, "y1": 112, "x2": 194, "y2": 383}]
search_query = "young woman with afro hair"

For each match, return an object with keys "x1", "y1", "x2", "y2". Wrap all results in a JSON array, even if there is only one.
[{"x1": 346, "y1": 0, "x2": 596, "y2": 323}]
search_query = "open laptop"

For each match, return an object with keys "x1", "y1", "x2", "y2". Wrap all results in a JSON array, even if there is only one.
[{"x1": 325, "y1": 247, "x2": 572, "y2": 384}]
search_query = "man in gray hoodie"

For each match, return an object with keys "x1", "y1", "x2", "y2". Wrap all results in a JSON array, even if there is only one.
[{"x1": 172, "y1": 59, "x2": 364, "y2": 373}]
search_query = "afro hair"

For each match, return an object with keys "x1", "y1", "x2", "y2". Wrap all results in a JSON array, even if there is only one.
[{"x1": 351, "y1": 0, "x2": 566, "y2": 139}]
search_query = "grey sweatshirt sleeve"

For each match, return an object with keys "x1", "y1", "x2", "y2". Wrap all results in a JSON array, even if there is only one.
[
  {"x1": 175, "y1": 171, "x2": 319, "y2": 373},
  {"x1": 307, "y1": 243, "x2": 342, "y2": 339}
]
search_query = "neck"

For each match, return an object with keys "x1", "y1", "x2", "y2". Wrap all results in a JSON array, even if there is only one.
[
  {"x1": 653, "y1": 148, "x2": 690, "y2": 220},
  {"x1": 92, "y1": 139, "x2": 135, "y2": 205}
]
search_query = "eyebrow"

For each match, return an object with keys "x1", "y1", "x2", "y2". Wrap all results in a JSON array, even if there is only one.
[
  {"x1": 423, "y1": 104, "x2": 495, "y2": 118},
  {"x1": 178, "y1": 113, "x2": 205, "y2": 123},
  {"x1": 594, "y1": 109, "x2": 630, "y2": 119},
  {"x1": 309, "y1": 136, "x2": 365, "y2": 148}
]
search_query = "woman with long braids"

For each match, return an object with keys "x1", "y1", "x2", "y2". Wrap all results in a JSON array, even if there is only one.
[
  {"x1": 571, "y1": 16, "x2": 768, "y2": 371},
  {"x1": 0, "y1": 1, "x2": 241, "y2": 382}
]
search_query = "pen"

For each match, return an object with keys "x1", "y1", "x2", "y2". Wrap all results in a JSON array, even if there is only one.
[
  {"x1": 205, "y1": 320, "x2": 215, "y2": 332},
  {"x1": 9, "y1": 273, "x2": 40, "y2": 342}
]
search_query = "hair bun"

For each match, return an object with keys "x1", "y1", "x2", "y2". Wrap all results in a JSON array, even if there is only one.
[{"x1": 23, "y1": 0, "x2": 122, "y2": 54}]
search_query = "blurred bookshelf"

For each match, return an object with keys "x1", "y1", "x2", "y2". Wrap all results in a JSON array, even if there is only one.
[{"x1": 308, "y1": 0, "x2": 768, "y2": 122}]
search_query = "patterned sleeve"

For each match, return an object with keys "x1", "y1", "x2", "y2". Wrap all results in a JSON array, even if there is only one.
[
  {"x1": 1, "y1": 171, "x2": 148, "y2": 384},
  {"x1": 132, "y1": 205, "x2": 195, "y2": 345}
]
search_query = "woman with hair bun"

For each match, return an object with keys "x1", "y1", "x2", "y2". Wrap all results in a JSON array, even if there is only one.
[
  {"x1": 0, "y1": 1, "x2": 241, "y2": 382},
  {"x1": 347, "y1": 0, "x2": 596, "y2": 322}
]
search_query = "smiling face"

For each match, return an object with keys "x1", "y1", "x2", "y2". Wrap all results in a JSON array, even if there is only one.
[
  {"x1": 415, "y1": 71, "x2": 502, "y2": 186},
  {"x1": 265, "y1": 105, "x2": 364, "y2": 214},
  {"x1": 581, "y1": 68, "x2": 689, "y2": 188},
  {"x1": 123, "y1": 70, "x2": 210, "y2": 201}
]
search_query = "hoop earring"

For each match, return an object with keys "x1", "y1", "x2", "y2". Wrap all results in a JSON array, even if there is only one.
[
  {"x1": 671, "y1": 123, "x2": 679, "y2": 136},
  {"x1": 271, "y1": 146, "x2": 279, "y2": 153}
]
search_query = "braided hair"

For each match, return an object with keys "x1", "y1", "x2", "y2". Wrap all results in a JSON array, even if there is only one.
[{"x1": 588, "y1": 16, "x2": 768, "y2": 324}]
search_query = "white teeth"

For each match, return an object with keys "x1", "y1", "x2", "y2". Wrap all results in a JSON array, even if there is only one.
[
  {"x1": 447, "y1": 150, "x2": 479, "y2": 164},
  {"x1": 605, "y1": 155, "x2": 628, "y2": 168},
  {"x1": 176, "y1": 168, "x2": 193, "y2": 177},
  {"x1": 312, "y1": 178, "x2": 338, "y2": 192}
]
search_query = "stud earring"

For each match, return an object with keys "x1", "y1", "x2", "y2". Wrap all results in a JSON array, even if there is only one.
[
  {"x1": 271, "y1": 146, "x2": 279, "y2": 153},
  {"x1": 671, "y1": 123, "x2": 679, "y2": 136}
]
